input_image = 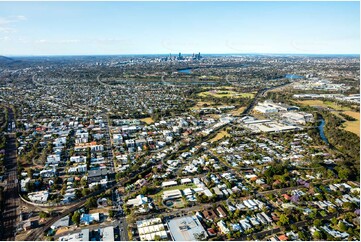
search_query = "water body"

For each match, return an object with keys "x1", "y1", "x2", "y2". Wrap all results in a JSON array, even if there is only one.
[
  {"x1": 317, "y1": 117, "x2": 329, "y2": 145},
  {"x1": 177, "y1": 68, "x2": 192, "y2": 74},
  {"x1": 285, "y1": 74, "x2": 304, "y2": 79}
]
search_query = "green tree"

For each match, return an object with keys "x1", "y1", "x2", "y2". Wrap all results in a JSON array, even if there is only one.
[
  {"x1": 313, "y1": 219, "x2": 322, "y2": 227},
  {"x1": 278, "y1": 214, "x2": 289, "y2": 226},
  {"x1": 72, "y1": 211, "x2": 81, "y2": 226},
  {"x1": 330, "y1": 217, "x2": 338, "y2": 226},
  {"x1": 338, "y1": 221, "x2": 347, "y2": 232},
  {"x1": 39, "y1": 211, "x2": 49, "y2": 219},
  {"x1": 108, "y1": 209, "x2": 114, "y2": 218},
  {"x1": 298, "y1": 231, "x2": 308, "y2": 241},
  {"x1": 84, "y1": 197, "x2": 97, "y2": 210},
  {"x1": 337, "y1": 167, "x2": 351, "y2": 180},
  {"x1": 313, "y1": 231, "x2": 322, "y2": 240},
  {"x1": 81, "y1": 188, "x2": 90, "y2": 197}
]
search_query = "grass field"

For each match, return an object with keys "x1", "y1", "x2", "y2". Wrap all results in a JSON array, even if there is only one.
[
  {"x1": 140, "y1": 117, "x2": 154, "y2": 124},
  {"x1": 190, "y1": 101, "x2": 215, "y2": 110},
  {"x1": 342, "y1": 111, "x2": 360, "y2": 136},
  {"x1": 209, "y1": 130, "x2": 230, "y2": 143},
  {"x1": 295, "y1": 100, "x2": 351, "y2": 111},
  {"x1": 160, "y1": 183, "x2": 197, "y2": 192},
  {"x1": 198, "y1": 90, "x2": 254, "y2": 98}
]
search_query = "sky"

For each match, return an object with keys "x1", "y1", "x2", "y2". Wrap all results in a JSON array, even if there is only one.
[{"x1": 0, "y1": 1, "x2": 359, "y2": 56}]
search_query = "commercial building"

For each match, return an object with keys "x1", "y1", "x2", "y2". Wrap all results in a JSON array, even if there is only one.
[
  {"x1": 59, "y1": 229, "x2": 89, "y2": 241},
  {"x1": 167, "y1": 216, "x2": 207, "y2": 241}
]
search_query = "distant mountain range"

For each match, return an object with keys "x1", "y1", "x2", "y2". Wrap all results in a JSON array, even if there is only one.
[
  {"x1": 0, "y1": 55, "x2": 23, "y2": 67},
  {"x1": 0, "y1": 55, "x2": 14, "y2": 61}
]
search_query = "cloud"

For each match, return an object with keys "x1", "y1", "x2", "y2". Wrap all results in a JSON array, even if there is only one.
[
  {"x1": 0, "y1": 15, "x2": 27, "y2": 33},
  {"x1": 14, "y1": 15, "x2": 27, "y2": 21},
  {"x1": 35, "y1": 39, "x2": 80, "y2": 44},
  {"x1": 0, "y1": 36, "x2": 10, "y2": 41}
]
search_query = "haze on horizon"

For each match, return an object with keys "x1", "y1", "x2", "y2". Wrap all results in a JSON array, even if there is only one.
[{"x1": 0, "y1": 1, "x2": 359, "y2": 56}]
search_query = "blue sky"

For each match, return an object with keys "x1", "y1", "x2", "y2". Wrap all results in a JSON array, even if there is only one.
[{"x1": 0, "y1": 1, "x2": 359, "y2": 56}]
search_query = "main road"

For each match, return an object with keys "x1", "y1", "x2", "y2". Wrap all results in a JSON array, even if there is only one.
[{"x1": 1, "y1": 107, "x2": 20, "y2": 241}]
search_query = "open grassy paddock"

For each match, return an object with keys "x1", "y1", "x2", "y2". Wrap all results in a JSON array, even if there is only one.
[
  {"x1": 342, "y1": 111, "x2": 360, "y2": 136},
  {"x1": 209, "y1": 130, "x2": 230, "y2": 143},
  {"x1": 140, "y1": 117, "x2": 155, "y2": 124},
  {"x1": 230, "y1": 106, "x2": 246, "y2": 116},
  {"x1": 295, "y1": 100, "x2": 351, "y2": 111}
]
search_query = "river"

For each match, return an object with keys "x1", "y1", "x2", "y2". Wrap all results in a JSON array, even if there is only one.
[
  {"x1": 317, "y1": 117, "x2": 329, "y2": 145},
  {"x1": 177, "y1": 68, "x2": 192, "y2": 74},
  {"x1": 285, "y1": 74, "x2": 304, "y2": 79}
]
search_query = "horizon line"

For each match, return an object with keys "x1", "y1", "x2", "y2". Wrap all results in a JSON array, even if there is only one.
[{"x1": 2, "y1": 52, "x2": 360, "y2": 58}]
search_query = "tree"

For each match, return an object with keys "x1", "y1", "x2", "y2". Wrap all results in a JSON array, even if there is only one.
[
  {"x1": 336, "y1": 167, "x2": 351, "y2": 180},
  {"x1": 72, "y1": 211, "x2": 81, "y2": 226},
  {"x1": 81, "y1": 188, "x2": 90, "y2": 197},
  {"x1": 278, "y1": 214, "x2": 289, "y2": 226},
  {"x1": 298, "y1": 231, "x2": 308, "y2": 241},
  {"x1": 85, "y1": 197, "x2": 97, "y2": 210},
  {"x1": 313, "y1": 219, "x2": 322, "y2": 227},
  {"x1": 75, "y1": 189, "x2": 81, "y2": 198},
  {"x1": 342, "y1": 202, "x2": 356, "y2": 211},
  {"x1": 330, "y1": 217, "x2": 338, "y2": 226},
  {"x1": 108, "y1": 209, "x2": 114, "y2": 218},
  {"x1": 338, "y1": 221, "x2": 347, "y2": 232},
  {"x1": 313, "y1": 231, "x2": 322, "y2": 240},
  {"x1": 39, "y1": 211, "x2": 49, "y2": 219},
  {"x1": 80, "y1": 178, "x2": 87, "y2": 187}
]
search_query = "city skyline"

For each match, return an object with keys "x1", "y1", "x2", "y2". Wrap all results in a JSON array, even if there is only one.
[{"x1": 0, "y1": 1, "x2": 360, "y2": 56}]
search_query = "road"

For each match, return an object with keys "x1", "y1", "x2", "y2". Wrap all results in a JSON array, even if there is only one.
[{"x1": 1, "y1": 107, "x2": 20, "y2": 241}]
